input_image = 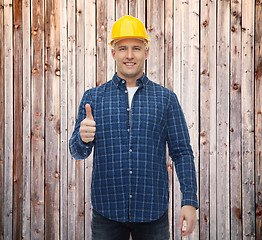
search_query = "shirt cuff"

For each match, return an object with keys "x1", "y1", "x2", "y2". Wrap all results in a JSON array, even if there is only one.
[{"x1": 181, "y1": 192, "x2": 199, "y2": 210}]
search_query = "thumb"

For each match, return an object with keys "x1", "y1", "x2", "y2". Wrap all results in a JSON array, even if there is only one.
[{"x1": 85, "y1": 104, "x2": 94, "y2": 120}]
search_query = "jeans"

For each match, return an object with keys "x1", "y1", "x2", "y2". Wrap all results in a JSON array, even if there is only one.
[{"x1": 91, "y1": 209, "x2": 170, "y2": 240}]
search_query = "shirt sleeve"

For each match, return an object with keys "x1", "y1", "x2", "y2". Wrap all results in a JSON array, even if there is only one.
[
  {"x1": 166, "y1": 91, "x2": 198, "y2": 209},
  {"x1": 69, "y1": 90, "x2": 94, "y2": 160}
]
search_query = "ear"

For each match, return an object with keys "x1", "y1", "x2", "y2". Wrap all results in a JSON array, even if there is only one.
[
  {"x1": 111, "y1": 49, "x2": 115, "y2": 60},
  {"x1": 145, "y1": 48, "x2": 149, "y2": 60}
]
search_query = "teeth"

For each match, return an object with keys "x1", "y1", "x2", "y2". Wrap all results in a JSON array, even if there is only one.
[{"x1": 125, "y1": 63, "x2": 135, "y2": 66}]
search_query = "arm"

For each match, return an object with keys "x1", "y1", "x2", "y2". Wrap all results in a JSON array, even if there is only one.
[
  {"x1": 166, "y1": 92, "x2": 198, "y2": 208},
  {"x1": 69, "y1": 90, "x2": 95, "y2": 160},
  {"x1": 166, "y1": 92, "x2": 198, "y2": 235}
]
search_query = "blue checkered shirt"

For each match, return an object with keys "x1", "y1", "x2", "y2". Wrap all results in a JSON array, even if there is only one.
[{"x1": 69, "y1": 73, "x2": 198, "y2": 222}]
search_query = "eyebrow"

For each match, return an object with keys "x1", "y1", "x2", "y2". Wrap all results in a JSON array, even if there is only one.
[{"x1": 117, "y1": 45, "x2": 142, "y2": 49}]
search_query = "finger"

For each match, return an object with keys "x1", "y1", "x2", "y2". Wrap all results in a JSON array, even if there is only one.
[
  {"x1": 81, "y1": 137, "x2": 94, "y2": 143},
  {"x1": 85, "y1": 104, "x2": 94, "y2": 120},
  {"x1": 180, "y1": 220, "x2": 194, "y2": 237},
  {"x1": 81, "y1": 119, "x2": 96, "y2": 128},
  {"x1": 178, "y1": 214, "x2": 184, "y2": 230}
]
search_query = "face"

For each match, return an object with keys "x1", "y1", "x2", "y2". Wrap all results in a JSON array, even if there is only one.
[{"x1": 111, "y1": 38, "x2": 149, "y2": 84}]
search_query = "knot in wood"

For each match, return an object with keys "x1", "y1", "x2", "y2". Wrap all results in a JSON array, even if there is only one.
[
  {"x1": 32, "y1": 27, "x2": 38, "y2": 36},
  {"x1": 203, "y1": 20, "x2": 208, "y2": 27},
  {"x1": 147, "y1": 26, "x2": 153, "y2": 32},
  {"x1": 55, "y1": 171, "x2": 59, "y2": 179},
  {"x1": 55, "y1": 69, "x2": 60, "y2": 77},
  {"x1": 231, "y1": 26, "x2": 236, "y2": 32},
  {"x1": 233, "y1": 83, "x2": 238, "y2": 90}
]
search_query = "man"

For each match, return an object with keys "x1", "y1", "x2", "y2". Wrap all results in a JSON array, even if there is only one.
[{"x1": 69, "y1": 15, "x2": 198, "y2": 239}]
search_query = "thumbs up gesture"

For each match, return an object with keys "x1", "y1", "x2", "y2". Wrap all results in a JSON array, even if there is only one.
[{"x1": 80, "y1": 104, "x2": 96, "y2": 143}]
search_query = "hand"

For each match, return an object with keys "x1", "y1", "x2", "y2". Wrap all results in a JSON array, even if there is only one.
[
  {"x1": 80, "y1": 104, "x2": 96, "y2": 143},
  {"x1": 178, "y1": 205, "x2": 197, "y2": 237}
]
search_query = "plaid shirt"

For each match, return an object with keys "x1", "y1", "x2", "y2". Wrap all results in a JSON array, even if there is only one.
[{"x1": 69, "y1": 73, "x2": 198, "y2": 223}]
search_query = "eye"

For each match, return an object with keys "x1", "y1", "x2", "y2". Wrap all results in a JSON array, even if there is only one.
[
  {"x1": 133, "y1": 47, "x2": 141, "y2": 50},
  {"x1": 118, "y1": 47, "x2": 126, "y2": 51}
]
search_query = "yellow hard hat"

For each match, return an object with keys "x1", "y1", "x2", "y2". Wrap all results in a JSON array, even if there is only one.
[{"x1": 108, "y1": 15, "x2": 150, "y2": 48}]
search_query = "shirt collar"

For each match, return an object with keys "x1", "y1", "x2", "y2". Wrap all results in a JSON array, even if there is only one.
[{"x1": 112, "y1": 73, "x2": 149, "y2": 90}]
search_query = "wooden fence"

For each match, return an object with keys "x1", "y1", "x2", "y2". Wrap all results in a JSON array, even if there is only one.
[{"x1": 0, "y1": 0, "x2": 261, "y2": 239}]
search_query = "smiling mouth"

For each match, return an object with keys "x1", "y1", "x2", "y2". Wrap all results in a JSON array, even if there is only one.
[{"x1": 124, "y1": 63, "x2": 136, "y2": 66}]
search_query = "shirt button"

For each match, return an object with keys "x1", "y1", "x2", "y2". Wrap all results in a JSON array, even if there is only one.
[
  {"x1": 122, "y1": 80, "x2": 125, "y2": 84},
  {"x1": 130, "y1": 170, "x2": 133, "y2": 174},
  {"x1": 129, "y1": 149, "x2": 132, "y2": 152},
  {"x1": 127, "y1": 108, "x2": 130, "y2": 111},
  {"x1": 127, "y1": 129, "x2": 130, "y2": 132},
  {"x1": 125, "y1": 90, "x2": 128, "y2": 93},
  {"x1": 130, "y1": 194, "x2": 132, "y2": 199}
]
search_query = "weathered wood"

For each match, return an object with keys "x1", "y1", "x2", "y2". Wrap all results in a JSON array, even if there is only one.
[
  {"x1": 85, "y1": 0, "x2": 96, "y2": 238},
  {"x1": 230, "y1": 0, "x2": 243, "y2": 238},
  {"x1": 4, "y1": 1, "x2": 13, "y2": 239},
  {"x1": 164, "y1": 0, "x2": 173, "y2": 238},
  {"x1": 96, "y1": 0, "x2": 107, "y2": 86},
  {"x1": 216, "y1": 0, "x2": 230, "y2": 239},
  {"x1": 0, "y1": 0, "x2": 4, "y2": 238},
  {"x1": 67, "y1": 0, "x2": 76, "y2": 239},
  {"x1": 13, "y1": 1, "x2": 23, "y2": 239},
  {"x1": 147, "y1": 0, "x2": 165, "y2": 85},
  {"x1": 31, "y1": 0, "x2": 45, "y2": 238},
  {"x1": 107, "y1": 0, "x2": 115, "y2": 81},
  {"x1": 182, "y1": 0, "x2": 200, "y2": 239},
  {"x1": 242, "y1": 0, "x2": 256, "y2": 239},
  {"x1": 22, "y1": 0, "x2": 31, "y2": 238},
  {"x1": 172, "y1": 1, "x2": 182, "y2": 239},
  {"x1": 45, "y1": 0, "x2": 60, "y2": 239},
  {"x1": 60, "y1": 0, "x2": 68, "y2": 239},
  {"x1": 116, "y1": 0, "x2": 128, "y2": 18},
  {"x1": 76, "y1": 1, "x2": 85, "y2": 239},
  {"x1": 255, "y1": 1, "x2": 262, "y2": 239},
  {"x1": 200, "y1": 0, "x2": 217, "y2": 239}
]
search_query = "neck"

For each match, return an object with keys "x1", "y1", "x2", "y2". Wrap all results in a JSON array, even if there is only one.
[{"x1": 116, "y1": 73, "x2": 143, "y2": 87}]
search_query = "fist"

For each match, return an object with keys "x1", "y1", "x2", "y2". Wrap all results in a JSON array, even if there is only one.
[{"x1": 80, "y1": 104, "x2": 96, "y2": 143}]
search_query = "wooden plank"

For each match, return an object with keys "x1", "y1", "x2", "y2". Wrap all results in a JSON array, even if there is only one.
[
  {"x1": 107, "y1": 0, "x2": 115, "y2": 81},
  {"x1": 164, "y1": 0, "x2": 173, "y2": 238},
  {"x1": 45, "y1": 0, "x2": 60, "y2": 239},
  {"x1": 3, "y1": 1, "x2": 13, "y2": 239},
  {"x1": 60, "y1": 0, "x2": 68, "y2": 239},
  {"x1": 181, "y1": 0, "x2": 200, "y2": 239},
  {"x1": 13, "y1": 1, "x2": 23, "y2": 239},
  {"x1": 97, "y1": 0, "x2": 107, "y2": 86},
  {"x1": 67, "y1": 0, "x2": 76, "y2": 238},
  {"x1": 173, "y1": 0, "x2": 181, "y2": 99},
  {"x1": 31, "y1": 0, "x2": 45, "y2": 238},
  {"x1": 199, "y1": 0, "x2": 217, "y2": 239},
  {"x1": 76, "y1": 1, "x2": 85, "y2": 239},
  {"x1": 129, "y1": 0, "x2": 146, "y2": 21},
  {"x1": 255, "y1": 1, "x2": 262, "y2": 238},
  {"x1": 230, "y1": 0, "x2": 243, "y2": 238},
  {"x1": 216, "y1": 1, "x2": 230, "y2": 239},
  {"x1": 0, "y1": 0, "x2": 4, "y2": 238},
  {"x1": 242, "y1": 0, "x2": 256, "y2": 239},
  {"x1": 116, "y1": 0, "x2": 128, "y2": 18},
  {"x1": 172, "y1": 1, "x2": 182, "y2": 239},
  {"x1": 22, "y1": 0, "x2": 31, "y2": 238},
  {"x1": 85, "y1": 0, "x2": 96, "y2": 238},
  {"x1": 147, "y1": 0, "x2": 164, "y2": 85}
]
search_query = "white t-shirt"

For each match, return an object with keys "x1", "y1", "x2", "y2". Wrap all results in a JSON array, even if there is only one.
[{"x1": 127, "y1": 86, "x2": 139, "y2": 108}]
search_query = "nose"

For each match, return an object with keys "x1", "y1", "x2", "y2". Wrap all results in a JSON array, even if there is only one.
[{"x1": 126, "y1": 48, "x2": 133, "y2": 59}]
